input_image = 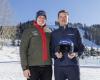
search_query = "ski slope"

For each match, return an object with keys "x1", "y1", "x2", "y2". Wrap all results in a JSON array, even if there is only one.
[{"x1": 78, "y1": 28, "x2": 100, "y2": 49}]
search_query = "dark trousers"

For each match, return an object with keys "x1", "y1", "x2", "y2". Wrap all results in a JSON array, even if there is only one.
[
  {"x1": 28, "y1": 65, "x2": 52, "y2": 80},
  {"x1": 54, "y1": 65, "x2": 80, "y2": 80}
]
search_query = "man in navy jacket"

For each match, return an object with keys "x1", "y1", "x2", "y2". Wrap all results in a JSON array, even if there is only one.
[{"x1": 50, "y1": 10, "x2": 84, "y2": 80}]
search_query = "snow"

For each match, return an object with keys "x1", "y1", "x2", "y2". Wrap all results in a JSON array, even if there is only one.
[
  {"x1": 0, "y1": 62, "x2": 100, "y2": 80},
  {"x1": 0, "y1": 46, "x2": 20, "y2": 62},
  {"x1": 80, "y1": 56, "x2": 100, "y2": 67},
  {"x1": 78, "y1": 28, "x2": 100, "y2": 49},
  {"x1": 0, "y1": 28, "x2": 100, "y2": 80},
  {"x1": 0, "y1": 46, "x2": 100, "y2": 80},
  {"x1": 80, "y1": 67, "x2": 100, "y2": 80},
  {"x1": 0, "y1": 62, "x2": 26, "y2": 80}
]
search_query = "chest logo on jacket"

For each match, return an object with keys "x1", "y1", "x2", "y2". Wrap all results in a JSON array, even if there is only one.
[
  {"x1": 67, "y1": 34, "x2": 74, "y2": 36},
  {"x1": 32, "y1": 31, "x2": 39, "y2": 36}
]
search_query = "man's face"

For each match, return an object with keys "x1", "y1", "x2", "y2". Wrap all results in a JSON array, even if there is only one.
[
  {"x1": 37, "y1": 16, "x2": 46, "y2": 26},
  {"x1": 58, "y1": 12, "x2": 69, "y2": 26}
]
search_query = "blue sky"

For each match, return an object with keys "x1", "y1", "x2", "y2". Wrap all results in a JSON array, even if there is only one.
[{"x1": 10, "y1": 0, "x2": 100, "y2": 26}]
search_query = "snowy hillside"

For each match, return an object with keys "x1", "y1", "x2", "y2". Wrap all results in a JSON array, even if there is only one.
[{"x1": 78, "y1": 28, "x2": 100, "y2": 49}]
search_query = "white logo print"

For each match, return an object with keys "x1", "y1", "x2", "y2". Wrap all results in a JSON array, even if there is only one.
[
  {"x1": 67, "y1": 34, "x2": 74, "y2": 36},
  {"x1": 32, "y1": 31, "x2": 39, "y2": 36}
]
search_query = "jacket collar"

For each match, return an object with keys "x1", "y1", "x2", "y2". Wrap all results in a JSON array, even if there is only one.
[
  {"x1": 59, "y1": 24, "x2": 68, "y2": 30},
  {"x1": 33, "y1": 20, "x2": 46, "y2": 29}
]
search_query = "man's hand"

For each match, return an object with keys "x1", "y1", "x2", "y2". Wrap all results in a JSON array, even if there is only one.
[
  {"x1": 23, "y1": 69, "x2": 31, "y2": 79},
  {"x1": 55, "y1": 52, "x2": 63, "y2": 59},
  {"x1": 68, "y1": 52, "x2": 77, "y2": 59}
]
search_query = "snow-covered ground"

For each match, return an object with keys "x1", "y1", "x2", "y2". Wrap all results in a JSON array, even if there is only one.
[
  {"x1": 0, "y1": 46, "x2": 19, "y2": 62},
  {"x1": 80, "y1": 56, "x2": 100, "y2": 67},
  {"x1": 0, "y1": 62, "x2": 26, "y2": 80},
  {"x1": 0, "y1": 46, "x2": 100, "y2": 80},
  {"x1": 0, "y1": 62, "x2": 100, "y2": 80}
]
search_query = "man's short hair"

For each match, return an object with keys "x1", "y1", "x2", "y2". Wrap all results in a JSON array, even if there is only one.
[{"x1": 58, "y1": 10, "x2": 69, "y2": 18}]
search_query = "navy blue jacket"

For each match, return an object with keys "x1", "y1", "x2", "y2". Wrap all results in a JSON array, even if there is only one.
[{"x1": 50, "y1": 25, "x2": 84, "y2": 66}]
